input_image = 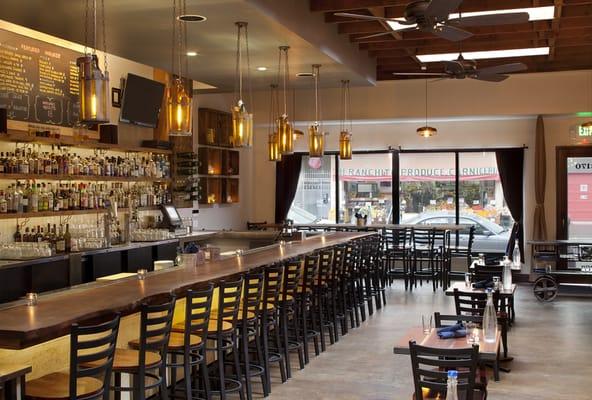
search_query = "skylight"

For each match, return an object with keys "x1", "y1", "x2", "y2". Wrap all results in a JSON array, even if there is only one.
[
  {"x1": 416, "y1": 47, "x2": 550, "y2": 63},
  {"x1": 386, "y1": 6, "x2": 555, "y2": 31}
]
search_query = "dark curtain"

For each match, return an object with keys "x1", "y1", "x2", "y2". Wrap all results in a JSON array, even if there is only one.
[
  {"x1": 275, "y1": 154, "x2": 303, "y2": 223},
  {"x1": 496, "y1": 148, "x2": 525, "y2": 262}
]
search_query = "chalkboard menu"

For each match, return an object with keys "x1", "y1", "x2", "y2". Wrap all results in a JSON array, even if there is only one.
[{"x1": 0, "y1": 28, "x2": 82, "y2": 127}]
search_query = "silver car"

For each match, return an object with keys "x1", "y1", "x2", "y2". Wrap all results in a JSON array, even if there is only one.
[{"x1": 405, "y1": 212, "x2": 511, "y2": 254}]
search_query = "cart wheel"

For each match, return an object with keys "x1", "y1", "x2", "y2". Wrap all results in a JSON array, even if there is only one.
[{"x1": 533, "y1": 275, "x2": 558, "y2": 302}]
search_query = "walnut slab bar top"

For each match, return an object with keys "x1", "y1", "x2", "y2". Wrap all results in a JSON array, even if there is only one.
[{"x1": 0, "y1": 232, "x2": 372, "y2": 350}]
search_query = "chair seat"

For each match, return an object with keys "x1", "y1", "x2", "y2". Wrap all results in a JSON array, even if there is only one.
[
  {"x1": 111, "y1": 348, "x2": 162, "y2": 373},
  {"x1": 279, "y1": 293, "x2": 294, "y2": 302},
  {"x1": 26, "y1": 372, "x2": 103, "y2": 400},
  {"x1": 128, "y1": 332, "x2": 202, "y2": 351},
  {"x1": 173, "y1": 319, "x2": 234, "y2": 334}
]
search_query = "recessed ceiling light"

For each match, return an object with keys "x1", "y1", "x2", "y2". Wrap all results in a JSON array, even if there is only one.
[
  {"x1": 417, "y1": 47, "x2": 550, "y2": 63},
  {"x1": 186, "y1": 51, "x2": 198, "y2": 57},
  {"x1": 256, "y1": 66, "x2": 268, "y2": 71},
  {"x1": 177, "y1": 14, "x2": 207, "y2": 23},
  {"x1": 296, "y1": 72, "x2": 314, "y2": 77},
  {"x1": 386, "y1": 6, "x2": 554, "y2": 30}
]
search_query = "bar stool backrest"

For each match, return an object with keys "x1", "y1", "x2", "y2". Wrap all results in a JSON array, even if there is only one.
[
  {"x1": 385, "y1": 227, "x2": 409, "y2": 251},
  {"x1": 184, "y1": 284, "x2": 214, "y2": 345},
  {"x1": 453, "y1": 288, "x2": 501, "y2": 317},
  {"x1": 331, "y1": 245, "x2": 346, "y2": 282},
  {"x1": 282, "y1": 259, "x2": 302, "y2": 302},
  {"x1": 409, "y1": 341, "x2": 479, "y2": 400},
  {"x1": 301, "y1": 255, "x2": 319, "y2": 294},
  {"x1": 216, "y1": 277, "x2": 244, "y2": 331},
  {"x1": 70, "y1": 314, "x2": 121, "y2": 400},
  {"x1": 412, "y1": 228, "x2": 435, "y2": 252},
  {"x1": 472, "y1": 264, "x2": 504, "y2": 282},
  {"x1": 317, "y1": 249, "x2": 334, "y2": 287},
  {"x1": 262, "y1": 264, "x2": 284, "y2": 314},
  {"x1": 138, "y1": 294, "x2": 177, "y2": 371},
  {"x1": 433, "y1": 229, "x2": 451, "y2": 254},
  {"x1": 242, "y1": 271, "x2": 264, "y2": 320}
]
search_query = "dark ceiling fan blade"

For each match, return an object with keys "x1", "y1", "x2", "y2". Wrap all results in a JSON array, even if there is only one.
[
  {"x1": 392, "y1": 72, "x2": 449, "y2": 76},
  {"x1": 474, "y1": 62, "x2": 528, "y2": 75},
  {"x1": 425, "y1": 0, "x2": 463, "y2": 19},
  {"x1": 356, "y1": 31, "x2": 396, "y2": 40},
  {"x1": 443, "y1": 60, "x2": 466, "y2": 75},
  {"x1": 449, "y1": 12, "x2": 530, "y2": 27},
  {"x1": 430, "y1": 24, "x2": 473, "y2": 41},
  {"x1": 333, "y1": 12, "x2": 409, "y2": 23},
  {"x1": 472, "y1": 74, "x2": 509, "y2": 82}
]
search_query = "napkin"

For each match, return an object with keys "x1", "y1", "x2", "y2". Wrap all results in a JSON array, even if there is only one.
[
  {"x1": 438, "y1": 329, "x2": 467, "y2": 339},
  {"x1": 472, "y1": 279, "x2": 494, "y2": 289},
  {"x1": 437, "y1": 323, "x2": 464, "y2": 334}
]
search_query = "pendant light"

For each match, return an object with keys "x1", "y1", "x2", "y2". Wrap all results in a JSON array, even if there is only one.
[
  {"x1": 339, "y1": 79, "x2": 353, "y2": 160},
  {"x1": 292, "y1": 89, "x2": 304, "y2": 139},
  {"x1": 417, "y1": 79, "x2": 437, "y2": 138},
  {"x1": 268, "y1": 84, "x2": 281, "y2": 162},
  {"x1": 167, "y1": 0, "x2": 192, "y2": 136},
  {"x1": 277, "y1": 46, "x2": 293, "y2": 154},
  {"x1": 308, "y1": 64, "x2": 325, "y2": 158},
  {"x1": 582, "y1": 71, "x2": 592, "y2": 129},
  {"x1": 77, "y1": 0, "x2": 109, "y2": 125},
  {"x1": 231, "y1": 22, "x2": 253, "y2": 147}
]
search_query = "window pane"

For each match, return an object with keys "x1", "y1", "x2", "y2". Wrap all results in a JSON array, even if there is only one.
[
  {"x1": 288, "y1": 156, "x2": 336, "y2": 224},
  {"x1": 339, "y1": 153, "x2": 393, "y2": 224},
  {"x1": 399, "y1": 153, "x2": 456, "y2": 224},
  {"x1": 459, "y1": 152, "x2": 513, "y2": 254},
  {"x1": 567, "y1": 157, "x2": 592, "y2": 239}
]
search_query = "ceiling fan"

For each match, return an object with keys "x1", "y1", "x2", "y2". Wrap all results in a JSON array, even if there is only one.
[
  {"x1": 393, "y1": 56, "x2": 528, "y2": 82},
  {"x1": 335, "y1": 0, "x2": 530, "y2": 41}
]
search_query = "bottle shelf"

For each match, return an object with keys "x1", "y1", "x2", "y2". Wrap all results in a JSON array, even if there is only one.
[
  {"x1": 0, "y1": 173, "x2": 172, "y2": 183},
  {"x1": 1, "y1": 130, "x2": 173, "y2": 154},
  {"x1": 0, "y1": 206, "x2": 162, "y2": 220}
]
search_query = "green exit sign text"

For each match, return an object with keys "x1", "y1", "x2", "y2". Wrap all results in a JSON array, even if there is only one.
[{"x1": 579, "y1": 125, "x2": 592, "y2": 137}]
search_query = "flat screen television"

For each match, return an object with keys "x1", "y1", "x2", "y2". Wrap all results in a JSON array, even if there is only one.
[{"x1": 119, "y1": 73, "x2": 165, "y2": 128}]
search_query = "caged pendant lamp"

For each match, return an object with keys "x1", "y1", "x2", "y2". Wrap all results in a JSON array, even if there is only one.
[
  {"x1": 339, "y1": 80, "x2": 352, "y2": 160},
  {"x1": 417, "y1": 79, "x2": 437, "y2": 138},
  {"x1": 277, "y1": 46, "x2": 294, "y2": 154},
  {"x1": 267, "y1": 84, "x2": 281, "y2": 162},
  {"x1": 167, "y1": 0, "x2": 192, "y2": 136},
  {"x1": 308, "y1": 64, "x2": 325, "y2": 158},
  {"x1": 231, "y1": 22, "x2": 253, "y2": 147},
  {"x1": 77, "y1": 0, "x2": 109, "y2": 125}
]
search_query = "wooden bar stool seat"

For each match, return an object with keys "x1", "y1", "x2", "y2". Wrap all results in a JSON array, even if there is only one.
[
  {"x1": 129, "y1": 331, "x2": 201, "y2": 351},
  {"x1": 173, "y1": 318, "x2": 233, "y2": 333},
  {"x1": 106, "y1": 348, "x2": 162, "y2": 374},
  {"x1": 25, "y1": 372, "x2": 102, "y2": 400}
]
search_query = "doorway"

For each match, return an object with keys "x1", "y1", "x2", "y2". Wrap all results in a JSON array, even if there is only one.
[{"x1": 556, "y1": 146, "x2": 592, "y2": 239}]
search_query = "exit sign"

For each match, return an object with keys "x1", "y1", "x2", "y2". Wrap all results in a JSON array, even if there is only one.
[{"x1": 579, "y1": 125, "x2": 592, "y2": 137}]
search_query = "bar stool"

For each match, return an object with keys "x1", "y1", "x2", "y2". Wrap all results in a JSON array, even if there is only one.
[
  {"x1": 25, "y1": 314, "x2": 120, "y2": 400},
  {"x1": 343, "y1": 242, "x2": 361, "y2": 329},
  {"x1": 329, "y1": 245, "x2": 348, "y2": 338},
  {"x1": 260, "y1": 264, "x2": 287, "y2": 393},
  {"x1": 278, "y1": 258, "x2": 305, "y2": 378},
  {"x1": 131, "y1": 285, "x2": 213, "y2": 400},
  {"x1": 448, "y1": 226, "x2": 476, "y2": 287},
  {"x1": 296, "y1": 254, "x2": 320, "y2": 364},
  {"x1": 433, "y1": 229, "x2": 451, "y2": 290},
  {"x1": 112, "y1": 295, "x2": 176, "y2": 400},
  {"x1": 314, "y1": 249, "x2": 335, "y2": 352},
  {"x1": 385, "y1": 227, "x2": 412, "y2": 290},
  {"x1": 411, "y1": 228, "x2": 437, "y2": 292}
]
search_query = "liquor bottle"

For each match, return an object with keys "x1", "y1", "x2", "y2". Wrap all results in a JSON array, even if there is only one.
[
  {"x1": 64, "y1": 224, "x2": 71, "y2": 253},
  {"x1": 36, "y1": 226, "x2": 43, "y2": 243},
  {"x1": 16, "y1": 182, "x2": 25, "y2": 213},
  {"x1": 0, "y1": 190, "x2": 6, "y2": 213},
  {"x1": 445, "y1": 370, "x2": 458, "y2": 400},
  {"x1": 13, "y1": 223, "x2": 21, "y2": 242},
  {"x1": 483, "y1": 288, "x2": 498, "y2": 343},
  {"x1": 30, "y1": 182, "x2": 38, "y2": 213},
  {"x1": 56, "y1": 224, "x2": 66, "y2": 253}
]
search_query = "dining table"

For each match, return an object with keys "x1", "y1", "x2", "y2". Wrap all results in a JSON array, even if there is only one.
[
  {"x1": 393, "y1": 326, "x2": 502, "y2": 381},
  {"x1": 446, "y1": 281, "x2": 517, "y2": 323}
]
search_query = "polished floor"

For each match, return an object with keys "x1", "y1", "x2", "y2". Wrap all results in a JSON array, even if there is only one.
[{"x1": 249, "y1": 282, "x2": 592, "y2": 400}]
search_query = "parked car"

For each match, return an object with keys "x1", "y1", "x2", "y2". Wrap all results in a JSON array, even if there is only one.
[{"x1": 405, "y1": 212, "x2": 510, "y2": 254}]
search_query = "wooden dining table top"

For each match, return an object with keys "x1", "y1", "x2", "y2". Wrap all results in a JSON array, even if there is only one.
[
  {"x1": 445, "y1": 282, "x2": 517, "y2": 297},
  {"x1": 393, "y1": 326, "x2": 500, "y2": 360},
  {"x1": 0, "y1": 231, "x2": 374, "y2": 350}
]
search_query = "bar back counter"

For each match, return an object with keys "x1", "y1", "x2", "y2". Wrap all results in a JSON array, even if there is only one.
[{"x1": 0, "y1": 231, "x2": 372, "y2": 381}]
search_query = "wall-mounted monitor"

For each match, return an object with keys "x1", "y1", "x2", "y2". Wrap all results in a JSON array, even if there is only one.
[{"x1": 119, "y1": 73, "x2": 165, "y2": 128}]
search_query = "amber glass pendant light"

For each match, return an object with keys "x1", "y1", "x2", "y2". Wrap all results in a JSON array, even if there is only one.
[
  {"x1": 78, "y1": 0, "x2": 109, "y2": 125},
  {"x1": 308, "y1": 64, "x2": 325, "y2": 158},
  {"x1": 417, "y1": 79, "x2": 437, "y2": 138},
  {"x1": 276, "y1": 46, "x2": 294, "y2": 154},
  {"x1": 339, "y1": 80, "x2": 353, "y2": 160},
  {"x1": 232, "y1": 22, "x2": 253, "y2": 147},
  {"x1": 167, "y1": 0, "x2": 192, "y2": 136},
  {"x1": 267, "y1": 84, "x2": 281, "y2": 162}
]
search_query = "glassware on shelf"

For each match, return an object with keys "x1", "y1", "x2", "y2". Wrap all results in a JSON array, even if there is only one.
[{"x1": 130, "y1": 229, "x2": 174, "y2": 242}]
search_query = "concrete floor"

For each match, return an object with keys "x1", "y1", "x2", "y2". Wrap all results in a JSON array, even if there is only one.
[{"x1": 250, "y1": 282, "x2": 592, "y2": 400}]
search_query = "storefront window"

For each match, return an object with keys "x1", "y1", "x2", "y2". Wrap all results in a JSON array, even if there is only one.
[
  {"x1": 287, "y1": 156, "x2": 336, "y2": 224},
  {"x1": 339, "y1": 153, "x2": 392, "y2": 224},
  {"x1": 399, "y1": 153, "x2": 456, "y2": 223}
]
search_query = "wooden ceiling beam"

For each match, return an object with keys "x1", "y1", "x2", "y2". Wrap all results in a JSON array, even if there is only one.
[
  {"x1": 549, "y1": 0, "x2": 565, "y2": 60},
  {"x1": 311, "y1": 0, "x2": 407, "y2": 12}
]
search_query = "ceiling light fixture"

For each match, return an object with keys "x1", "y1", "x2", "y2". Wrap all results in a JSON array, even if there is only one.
[
  {"x1": 309, "y1": 64, "x2": 326, "y2": 158},
  {"x1": 77, "y1": 0, "x2": 110, "y2": 125},
  {"x1": 256, "y1": 66, "x2": 268, "y2": 71},
  {"x1": 386, "y1": 6, "x2": 554, "y2": 31},
  {"x1": 167, "y1": 0, "x2": 192, "y2": 137},
  {"x1": 267, "y1": 84, "x2": 281, "y2": 162},
  {"x1": 276, "y1": 46, "x2": 294, "y2": 155},
  {"x1": 296, "y1": 72, "x2": 314, "y2": 77},
  {"x1": 231, "y1": 21, "x2": 253, "y2": 147},
  {"x1": 417, "y1": 79, "x2": 437, "y2": 138},
  {"x1": 339, "y1": 80, "x2": 352, "y2": 160},
  {"x1": 186, "y1": 51, "x2": 198, "y2": 56},
  {"x1": 177, "y1": 14, "x2": 207, "y2": 22},
  {"x1": 417, "y1": 47, "x2": 550, "y2": 63}
]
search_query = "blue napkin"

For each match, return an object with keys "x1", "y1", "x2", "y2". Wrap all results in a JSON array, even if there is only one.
[
  {"x1": 184, "y1": 242, "x2": 200, "y2": 254},
  {"x1": 438, "y1": 329, "x2": 467, "y2": 339},
  {"x1": 437, "y1": 323, "x2": 464, "y2": 333},
  {"x1": 473, "y1": 279, "x2": 494, "y2": 289}
]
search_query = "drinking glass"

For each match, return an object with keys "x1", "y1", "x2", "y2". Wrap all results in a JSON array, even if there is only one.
[
  {"x1": 478, "y1": 253, "x2": 485, "y2": 265},
  {"x1": 26, "y1": 292, "x2": 38, "y2": 306},
  {"x1": 466, "y1": 322, "x2": 480, "y2": 344},
  {"x1": 493, "y1": 276, "x2": 501, "y2": 290},
  {"x1": 422, "y1": 315, "x2": 432, "y2": 335},
  {"x1": 137, "y1": 269, "x2": 148, "y2": 280},
  {"x1": 464, "y1": 273, "x2": 471, "y2": 287}
]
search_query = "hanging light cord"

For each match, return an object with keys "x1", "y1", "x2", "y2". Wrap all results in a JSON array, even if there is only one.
[
  {"x1": 171, "y1": 0, "x2": 176, "y2": 79},
  {"x1": 282, "y1": 48, "x2": 289, "y2": 116},
  {"x1": 347, "y1": 81, "x2": 352, "y2": 133},
  {"x1": 268, "y1": 84, "x2": 277, "y2": 136},
  {"x1": 425, "y1": 79, "x2": 428, "y2": 127},
  {"x1": 340, "y1": 80, "x2": 345, "y2": 132},
  {"x1": 235, "y1": 23, "x2": 242, "y2": 102},
  {"x1": 313, "y1": 65, "x2": 321, "y2": 126},
  {"x1": 101, "y1": 0, "x2": 107, "y2": 72},
  {"x1": 177, "y1": 0, "x2": 183, "y2": 79},
  {"x1": 84, "y1": 0, "x2": 89, "y2": 54},
  {"x1": 246, "y1": 24, "x2": 253, "y2": 112}
]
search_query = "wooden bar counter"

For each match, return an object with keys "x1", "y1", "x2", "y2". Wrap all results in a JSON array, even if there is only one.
[{"x1": 0, "y1": 232, "x2": 372, "y2": 351}]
